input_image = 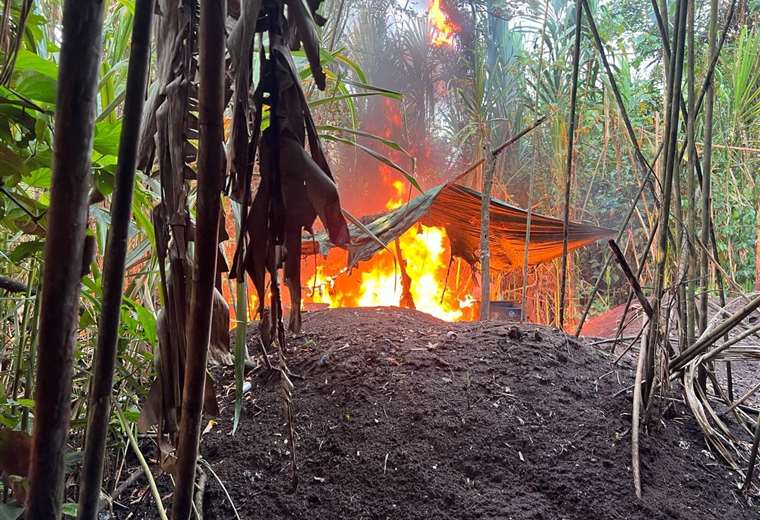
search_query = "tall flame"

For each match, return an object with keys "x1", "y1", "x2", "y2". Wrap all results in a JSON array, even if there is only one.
[{"x1": 429, "y1": 0, "x2": 458, "y2": 48}]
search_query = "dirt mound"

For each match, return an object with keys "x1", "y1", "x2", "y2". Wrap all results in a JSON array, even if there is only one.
[{"x1": 126, "y1": 307, "x2": 755, "y2": 519}]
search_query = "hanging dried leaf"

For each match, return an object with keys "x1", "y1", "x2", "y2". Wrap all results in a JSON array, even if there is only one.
[{"x1": 285, "y1": 0, "x2": 326, "y2": 90}]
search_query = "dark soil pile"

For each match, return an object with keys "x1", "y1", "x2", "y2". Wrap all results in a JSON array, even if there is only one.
[{"x1": 125, "y1": 307, "x2": 756, "y2": 519}]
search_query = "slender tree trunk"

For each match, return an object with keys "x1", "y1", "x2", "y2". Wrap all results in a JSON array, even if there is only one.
[
  {"x1": 25, "y1": 1, "x2": 105, "y2": 518},
  {"x1": 522, "y1": 0, "x2": 550, "y2": 322},
  {"x1": 686, "y1": 0, "x2": 696, "y2": 345},
  {"x1": 77, "y1": 1, "x2": 154, "y2": 518},
  {"x1": 559, "y1": 0, "x2": 583, "y2": 330},
  {"x1": 646, "y1": 0, "x2": 687, "y2": 403},
  {"x1": 479, "y1": 147, "x2": 496, "y2": 321},
  {"x1": 171, "y1": 0, "x2": 226, "y2": 518}
]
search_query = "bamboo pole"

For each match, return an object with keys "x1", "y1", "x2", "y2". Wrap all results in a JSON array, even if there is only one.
[
  {"x1": 611, "y1": 219, "x2": 658, "y2": 352},
  {"x1": 645, "y1": 0, "x2": 687, "y2": 403},
  {"x1": 685, "y1": 0, "x2": 697, "y2": 347},
  {"x1": 521, "y1": 0, "x2": 550, "y2": 322},
  {"x1": 77, "y1": 2, "x2": 154, "y2": 517},
  {"x1": 700, "y1": 0, "x2": 718, "y2": 334},
  {"x1": 25, "y1": 1, "x2": 105, "y2": 517},
  {"x1": 632, "y1": 326, "x2": 648, "y2": 498},
  {"x1": 581, "y1": 0, "x2": 657, "y2": 184},
  {"x1": 479, "y1": 147, "x2": 497, "y2": 321},
  {"x1": 172, "y1": 0, "x2": 226, "y2": 518},
  {"x1": 608, "y1": 240, "x2": 653, "y2": 318},
  {"x1": 559, "y1": 0, "x2": 583, "y2": 330}
]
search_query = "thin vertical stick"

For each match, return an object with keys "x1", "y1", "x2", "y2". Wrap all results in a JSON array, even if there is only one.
[
  {"x1": 77, "y1": 1, "x2": 155, "y2": 517},
  {"x1": 26, "y1": 1, "x2": 105, "y2": 517},
  {"x1": 172, "y1": 0, "x2": 226, "y2": 518},
  {"x1": 521, "y1": 0, "x2": 550, "y2": 322},
  {"x1": 700, "y1": 0, "x2": 717, "y2": 333},
  {"x1": 559, "y1": 0, "x2": 583, "y2": 330},
  {"x1": 116, "y1": 408, "x2": 169, "y2": 520},
  {"x1": 632, "y1": 326, "x2": 648, "y2": 498},
  {"x1": 479, "y1": 148, "x2": 497, "y2": 321}
]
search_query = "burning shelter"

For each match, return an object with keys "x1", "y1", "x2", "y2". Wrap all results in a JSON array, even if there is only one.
[{"x1": 302, "y1": 182, "x2": 615, "y2": 321}]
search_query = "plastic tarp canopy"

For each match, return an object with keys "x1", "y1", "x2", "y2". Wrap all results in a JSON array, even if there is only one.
[{"x1": 302, "y1": 183, "x2": 616, "y2": 271}]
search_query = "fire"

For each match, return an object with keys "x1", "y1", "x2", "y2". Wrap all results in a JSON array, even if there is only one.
[
  {"x1": 306, "y1": 224, "x2": 476, "y2": 322},
  {"x1": 429, "y1": 0, "x2": 458, "y2": 48},
  {"x1": 386, "y1": 180, "x2": 406, "y2": 210}
]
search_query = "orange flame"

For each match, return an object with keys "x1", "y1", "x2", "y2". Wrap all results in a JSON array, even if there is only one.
[
  {"x1": 306, "y1": 225, "x2": 476, "y2": 322},
  {"x1": 386, "y1": 180, "x2": 406, "y2": 210},
  {"x1": 429, "y1": 0, "x2": 458, "y2": 48}
]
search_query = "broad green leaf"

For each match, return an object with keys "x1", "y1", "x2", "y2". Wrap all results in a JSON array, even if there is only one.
[
  {"x1": 14, "y1": 399, "x2": 34, "y2": 410},
  {"x1": 61, "y1": 503, "x2": 77, "y2": 517},
  {"x1": 115, "y1": 0, "x2": 136, "y2": 15},
  {"x1": 14, "y1": 71, "x2": 56, "y2": 104},
  {"x1": 24, "y1": 168, "x2": 51, "y2": 189},
  {"x1": 93, "y1": 121, "x2": 122, "y2": 157},
  {"x1": 25, "y1": 147, "x2": 53, "y2": 172},
  {"x1": 14, "y1": 50, "x2": 58, "y2": 79},
  {"x1": 309, "y1": 92, "x2": 388, "y2": 108}
]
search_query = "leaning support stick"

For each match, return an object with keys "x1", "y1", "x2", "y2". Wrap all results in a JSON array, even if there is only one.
[{"x1": 608, "y1": 240, "x2": 654, "y2": 319}]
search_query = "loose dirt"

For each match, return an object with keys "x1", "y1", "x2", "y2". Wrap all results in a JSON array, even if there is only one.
[{"x1": 123, "y1": 307, "x2": 757, "y2": 519}]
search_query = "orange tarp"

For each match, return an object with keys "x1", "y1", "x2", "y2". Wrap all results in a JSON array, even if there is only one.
[{"x1": 303, "y1": 183, "x2": 615, "y2": 271}]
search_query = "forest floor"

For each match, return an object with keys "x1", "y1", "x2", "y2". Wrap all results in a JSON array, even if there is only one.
[{"x1": 122, "y1": 307, "x2": 757, "y2": 519}]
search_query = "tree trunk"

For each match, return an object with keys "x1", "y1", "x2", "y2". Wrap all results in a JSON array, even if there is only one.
[
  {"x1": 77, "y1": 1, "x2": 154, "y2": 518},
  {"x1": 171, "y1": 0, "x2": 226, "y2": 518},
  {"x1": 25, "y1": 1, "x2": 105, "y2": 518},
  {"x1": 685, "y1": 0, "x2": 696, "y2": 345}
]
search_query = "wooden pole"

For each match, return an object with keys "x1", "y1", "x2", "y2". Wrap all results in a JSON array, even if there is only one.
[
  {"x1": 558, "y1": 0, "x2": 583, "y2": 330},
  {"x1": 700, "y1": 0, "x2": 718, "y2": 333},
  {"x1": 25, "y1": 1, "x2": 105, "y2": 518},
  {"x1": 685, "y1": 0, "x2": 697, "y2": 347},
  {"x1": 77, "y1": 1, "x2": 155, "y2": 518},
  {"x1": 479, "y1": 147, "x2": 497, "y2": 321},
  {"x1": 172, "y1": 0, "x2": 226, "y2": 518},
  {"x1": 521, "y1": 0, "x2": 550, "y2": 322},
  {"x1": 608, "y1": 240, "x2": 653, "y2": 318}
]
